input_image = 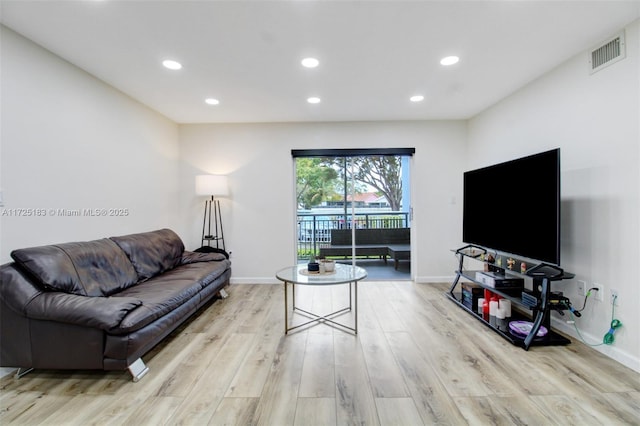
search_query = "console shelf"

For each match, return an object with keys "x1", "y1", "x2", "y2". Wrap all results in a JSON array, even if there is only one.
[{"x1": 447, "y1": 245, "x2": 574, "y2": 350}]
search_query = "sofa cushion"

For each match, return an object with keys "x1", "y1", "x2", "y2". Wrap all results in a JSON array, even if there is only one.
[
  {"x1": 25, "y1": 292, "x2": 143, "y2": 330},
  {"x1": 11, "y1": 239, "x2": 139, "y2": 297},
  {"x1": 11, "y1": 245, "x2": 84, "y2": 295},
  {"x1": 110, "y1": 229, "x2": 185, "y2": 281},
  {"x1": 111, "y1": 260, "x2": 229, "y2": 334}
]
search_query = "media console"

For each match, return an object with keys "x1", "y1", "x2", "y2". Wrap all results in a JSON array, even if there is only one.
[{"x1": 446, "y1": 245, "x2": 575, "y2": 350}]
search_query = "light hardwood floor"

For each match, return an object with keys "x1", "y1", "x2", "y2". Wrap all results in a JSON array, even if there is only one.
[{"x1": 1, "y1": 281, "x2": 638, "y2": 425}]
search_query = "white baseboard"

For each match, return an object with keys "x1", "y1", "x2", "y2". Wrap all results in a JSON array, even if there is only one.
[{"x1": 551, "y1": 318, "x2": 640, "y2": 373}]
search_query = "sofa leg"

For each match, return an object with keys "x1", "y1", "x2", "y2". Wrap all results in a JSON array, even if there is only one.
[
  {"x1": 128, "y1": 358, "x2": 149, "y2": 382},
  {"x1": 218, "y1": 288, "x2": 229, "y2": 299},
  {"x1": 14, "y1": 367, "x2": 34, "y2": 379}
]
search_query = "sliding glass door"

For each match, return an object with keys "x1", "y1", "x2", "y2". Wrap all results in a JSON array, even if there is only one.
[{"x1": 293, "y1": 148, "x2": 414, "y2": 280}]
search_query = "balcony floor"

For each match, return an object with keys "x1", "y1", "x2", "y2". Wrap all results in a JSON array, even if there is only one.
[{"x1": 337, "y1": 258, "x2": 411, "y2": 281}]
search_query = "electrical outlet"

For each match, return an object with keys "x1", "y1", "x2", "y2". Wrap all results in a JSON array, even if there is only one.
[
  {"x1": 610, "y1": 289, "x2": 620, "y2": 306},
  {"x1": 576, "y1": 280, "x2": 586, "y2": 296},
  {"x1": 593, "y1": 283, "x2": 604, "y2": 301}
]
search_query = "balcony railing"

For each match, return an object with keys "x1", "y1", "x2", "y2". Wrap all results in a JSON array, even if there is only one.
[{"x1": 297, "y1": 211, "x2": 410, "y2": 259}]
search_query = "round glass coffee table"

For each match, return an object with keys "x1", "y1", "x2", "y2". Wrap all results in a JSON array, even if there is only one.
[{"x1": 276, "y1": 263, "x2": 367, "y2": 335}]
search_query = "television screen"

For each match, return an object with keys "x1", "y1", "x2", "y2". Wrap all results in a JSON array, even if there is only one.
[{"x1": 462, "y1": 148, "x2": 561, "y2": 265}]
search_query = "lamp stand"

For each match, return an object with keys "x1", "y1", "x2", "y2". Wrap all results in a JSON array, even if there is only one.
[{"x1": 201, "y1": 196, "x2": 225, "y2": 251}]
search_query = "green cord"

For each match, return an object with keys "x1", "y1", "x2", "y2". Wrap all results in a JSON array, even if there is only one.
[
  {"x1": 602, "y1": 295, "x2": 622, "y2": 344},
  {"x1": 570, "y1": 294, "x2": 622, "y2": 346}
]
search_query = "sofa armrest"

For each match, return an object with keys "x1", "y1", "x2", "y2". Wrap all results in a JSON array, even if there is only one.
[
  {"x1": 24, "y1": 293, "x2": 142, "y2": 331},
  {"x1": 181, "y1": 250, "x2": 227, "y2": 264}
]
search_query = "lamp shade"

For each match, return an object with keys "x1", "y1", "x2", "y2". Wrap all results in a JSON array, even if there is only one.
[{"x1": 195, "y1": 174, "x2": 229, "y2": 197}]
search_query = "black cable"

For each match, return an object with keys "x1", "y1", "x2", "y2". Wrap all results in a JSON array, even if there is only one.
[{"x1": 575, "y1": 287, "x2": 598, "y2": 313}]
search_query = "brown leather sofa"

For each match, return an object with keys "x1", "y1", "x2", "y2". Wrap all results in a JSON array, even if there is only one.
[{"x1": 0, "y1": 228, "x2": 231, "y2": 381}]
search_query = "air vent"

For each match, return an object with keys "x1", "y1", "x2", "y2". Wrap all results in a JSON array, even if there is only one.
[{"x1": 589, "y1": 31, "x2": 626, "y2": 74}]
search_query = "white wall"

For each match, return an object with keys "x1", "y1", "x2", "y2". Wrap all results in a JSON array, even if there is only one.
[
  {"x1": 4, "y1": 17, "x2": 637, "y2": 374},
  {"x1": 178, "y1": 120, "x2": 467, "y2": 283},
  {"x1": 0, "y1": 26, "x2": 181, "y2": 263},
  {"x1": 468, "y1": 20, "x2": 639, "y2": 372}
]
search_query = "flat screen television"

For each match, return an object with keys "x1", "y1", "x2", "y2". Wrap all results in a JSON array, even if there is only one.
[{"x1": 463, "y1": 148, "x2": 561, "y2": 266}]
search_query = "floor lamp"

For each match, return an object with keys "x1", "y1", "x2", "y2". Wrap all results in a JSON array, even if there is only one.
[{"x1": 195, "y1": 174, "x2": 229, "y2": 252}]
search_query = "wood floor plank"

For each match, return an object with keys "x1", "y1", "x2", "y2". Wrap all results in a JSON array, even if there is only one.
[
  {"x1": 384, "y1": 331, "x2": 467, "y2": 425},
  {"x1": 208, "y1": 397, "x2": 259, "y2": 426},
  {"x1": 359, "y1": 330, "x2": 410, "y2": 398},
  {"x1": 595, "y1": 391, "x2": 640, "y2": 425},
  {"x1": 364, "y1": 282, "x2": 406, "y2": 332},
  {"x1": 120, "y1": 396, "x2": 182, "y2": 426},
  {"x1": 374, "y1": 397, "x2": 424, "y2": 426},
  {"x1": 234, "y1": 284, "x2": 280, "y2": 334},
  {"x1": 299, "y1": 333, "x2": 335, "y2": 398},
  {"x1": 252, "y1": 332, "x2": 308, "y2": 426},
  {"x1": 225, "y1": 293, "x2": 282, "y2": 398},
  {"x1": 542, "y1": 347, "x2": 640, "y2": 393},
  {"x1": 528, "y1": 395, "x2": 603, "y2": 425},
  {"x1": 153, "y1": 333, "x2": 219, "y2": 398},
  {"x1": 224, "y1": 334, "x2": 281, "y2": 398},
  {"x1": 0, "y1": 393, "x2": 71, "y2": 425},
  {"x1": 389, "y1": 286, "x2": 511, "y2": 398},
  {"x1": 1, "y1": 282, "x2": 639, "y2": 425},
  {"x1": 37, "y1": 394, "x2": 114, "y2": 425},
  {"x1": 293, "y1": 397, "x2": 336, "y2": 426},
  {"x1": 485, "y1": 395, "x2": 558, "y2": 425},
  {"x1": 334, "y1": 333, "x2": 380, "y2": 426},
  {"x1": 166, "y1": 332, "x2": 256, "y2": 425}
]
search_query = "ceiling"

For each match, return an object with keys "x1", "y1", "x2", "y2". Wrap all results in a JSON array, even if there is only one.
[{"x1": 1, "y1": 1, "x2": 638, "y2": 124}]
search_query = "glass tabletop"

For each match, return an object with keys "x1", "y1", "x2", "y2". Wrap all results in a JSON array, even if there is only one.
[{"x1": 275, "y1": 263, "x2": 367, "y2": 285}]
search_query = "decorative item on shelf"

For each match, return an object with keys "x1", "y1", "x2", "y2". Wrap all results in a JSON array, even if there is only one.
[
  {"x1": 496, "y1": 256, "x2": 502, "y2": 267},
  {"x1": 195, "y1": 174, "x2": 229, "y2": 256},
  {"x1": 507, "y1": 257, "x2": 515, "y2": 270},
  {"x1": 321, "y1": 258, "x2": 335, "y2": 272},
  {"x1": 520, "y1": 262, "x2": 527, "y2": 274},
  {"x1": 307, "y1": 254, "x2": 320, "y2": 273},
  {"x1": 483, "y1": 253, "x2": 495, "y2": 272},
  {"x1": 509, "y1": 321, "x2": 548, "y2": 338},
  {"x1": 482, "y1": 298, "x2": 490, "y2": 321}
]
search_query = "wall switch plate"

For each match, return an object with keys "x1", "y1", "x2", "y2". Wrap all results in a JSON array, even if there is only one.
[{"x1": 577, "y1": 280, "x2": 586, "y2": 296}]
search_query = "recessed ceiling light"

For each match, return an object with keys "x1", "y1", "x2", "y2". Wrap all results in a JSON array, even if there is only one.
[
  {"x1": 205, "y1": 98, "x2": 220, "y2": 105},
  {"x1": 301, "y1": 57, "x2": 319, "y2": 68},
  {"x1": 162, "y1": 59, "x2": 182, "y2": 70},
  {"x1": 307, "y1": 97, "x2": 321, "y2": 104},
  {"x1": 440, "y1": 56, "x2": 460, "y2": 66},
  {"x1": 410, "y1": 95, "x2": 424, "y2": 102}
]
